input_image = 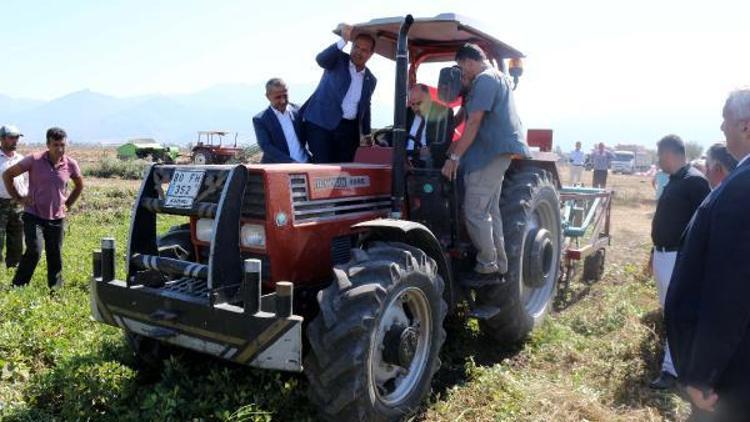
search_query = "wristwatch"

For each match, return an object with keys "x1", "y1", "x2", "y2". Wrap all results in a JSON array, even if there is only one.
[{"x1": 449, "y1": 153, "x2": 460, "y2": 163}]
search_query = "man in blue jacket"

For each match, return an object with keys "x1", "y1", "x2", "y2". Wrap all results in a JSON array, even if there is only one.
[
  {"x1": 665, "y1": 88, "x2": 750, "y2": 419},
  {"x1": 302, "y1": 25, "x2": 377, "y2": 163},
  {"x1": 253, "y1": 78, "x2": 309, "y2": 164}
]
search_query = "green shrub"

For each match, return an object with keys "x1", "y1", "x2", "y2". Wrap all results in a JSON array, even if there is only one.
[{"x1": 83, "y1": 157, "x2": 149, "y2": 179}]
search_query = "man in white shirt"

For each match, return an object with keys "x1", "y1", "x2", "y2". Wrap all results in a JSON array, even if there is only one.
[
  {"x1": 0, "y1": 125, "x2": 27, "y2": 268},
  {"x1": 302, "y1": 24, "x2": 377, "y2": 163},
  {"x1": 568, "y1": 141, "x2": 585, "y2": 186},
  {"x1": 253, "y1": 78, "x2": 310, "y2": 164}
]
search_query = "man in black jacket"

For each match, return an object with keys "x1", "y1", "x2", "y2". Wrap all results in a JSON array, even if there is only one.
[
  {"x1": 405, "y1": 84, "x2": 454, "y2": 168},
  {"x1": 666, "y1": 88, "x2": 750, "y2": 419},
  {"x1": 649, "y1": 134, "x2": 711, "y2": 390}
]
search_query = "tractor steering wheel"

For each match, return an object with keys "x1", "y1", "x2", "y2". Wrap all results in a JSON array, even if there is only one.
[{"x1": 370, "y1": 126, "x2": 394, "y2": 147}]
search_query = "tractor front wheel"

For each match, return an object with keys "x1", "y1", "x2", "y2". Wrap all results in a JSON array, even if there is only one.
[{"x1": 305, "y1": 241, "x2": 447, "y2": 421}]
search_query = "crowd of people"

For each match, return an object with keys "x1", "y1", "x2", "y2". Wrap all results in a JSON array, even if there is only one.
[
  {"x1": 563, "y1": 90, "x2": 750, "y2": 419},
  {"x1": 660, "y1": 89, "x2": 750, "y2": 420},
  {"x1": 254, "y1": 29, "x2": 524, "y2": 285},
  {"x1": 2, "y1": 23, "x2": 748, "y2": 420},
  {"x1": 260, "y1": 31, "x2": 750, "y2": 419}
]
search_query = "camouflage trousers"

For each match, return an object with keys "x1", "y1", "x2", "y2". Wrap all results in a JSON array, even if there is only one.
[{"x1": 0, "y1": 198, "x2": 24, "y2": 268}]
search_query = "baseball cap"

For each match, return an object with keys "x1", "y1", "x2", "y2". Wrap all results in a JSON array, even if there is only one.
[{"x1": 0, "y1": 125, "x2": 23, "y2": 138}]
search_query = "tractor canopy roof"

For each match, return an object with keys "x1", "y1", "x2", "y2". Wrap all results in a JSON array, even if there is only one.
[{"x1": 348, "y1": 13, "x2": 524, "y2": 64}]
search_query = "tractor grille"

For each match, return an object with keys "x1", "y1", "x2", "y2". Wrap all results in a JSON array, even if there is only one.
[
  {"x1": 289, "y1": 174, "x2": 309, "y2": 202},
  {"x1": 292, "y1": 194, "x2": 391, "y2": 223},
  {"x1": 162, "y1": 277, "x2": 210, "y2": 298},
  {"x1": 241, "y1": 172, "x2": 266, "y2": 219},
  {"x1": 289, "y1": 173, "x2": 389, "y2": 222}
]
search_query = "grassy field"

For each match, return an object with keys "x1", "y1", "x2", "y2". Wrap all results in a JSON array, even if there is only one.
[{"x1": 0, "y1": 162, "x2": 692, "y2": 421}]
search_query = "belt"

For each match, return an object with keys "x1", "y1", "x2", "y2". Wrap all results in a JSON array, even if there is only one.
[
  {"x1": 0, "y1": 197, "x2": 13, "y2": 202},
  {"x1": 571, "y1": 164, "x2": 584, "y2": 167},
  {"x1": 654, "y1": 245, "x2": 679, "y2": 253}
]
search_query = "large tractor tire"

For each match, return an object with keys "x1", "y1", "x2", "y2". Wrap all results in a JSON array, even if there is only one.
[
  {"x1": 193, "y1": 150, "x2": 211, "y2": 164},
  {"x1": 305, "y1": 241, "x2": 448, "y2": 422},
  {"x1": 477, "y1": 167, "x2": 562, "y2": 343}
]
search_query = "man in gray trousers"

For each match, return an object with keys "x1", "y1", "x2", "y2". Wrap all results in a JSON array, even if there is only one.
[{"x1": 441, "y1": 43, "x2": 529, "y2": 284}]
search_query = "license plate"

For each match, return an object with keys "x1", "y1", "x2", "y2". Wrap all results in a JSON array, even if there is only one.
[{"x1": 164, "y1": 170, "x2": 205, "y2": 209}]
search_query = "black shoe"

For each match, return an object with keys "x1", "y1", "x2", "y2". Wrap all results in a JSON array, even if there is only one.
[
  {"x1": 461, "y1": 271, "x2": 503, "y2": 289},
  {"x1": 649, "y1": 371, "x2": 677, "y2": 390}
]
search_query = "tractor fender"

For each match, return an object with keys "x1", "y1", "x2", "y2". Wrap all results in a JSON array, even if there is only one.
[{"x1": 353, "y1": 219, "x2": 457, "y2": 310}]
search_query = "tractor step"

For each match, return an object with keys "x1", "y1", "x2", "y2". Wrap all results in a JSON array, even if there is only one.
[
  {"x1": 468, "y1": 305, "x2": 501, "y2": 320},
  {"x1": 459, "y1": 272, "x2": 504, "y2": 289}
]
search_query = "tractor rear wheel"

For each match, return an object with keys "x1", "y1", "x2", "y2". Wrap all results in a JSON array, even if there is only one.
[
  {"x1": 477, "y1": 167, "x2": 561, "y2": 343},
  {"x1": 193, "y1": 150, "x2": 211, "y2": 164},
  {"x1": 305, "y1": 241, "x2": 447, "y2": 422}
]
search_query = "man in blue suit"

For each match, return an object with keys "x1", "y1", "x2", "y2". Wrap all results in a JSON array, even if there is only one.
[
  {"x1": 665, "y1": 88, "x2": 750, "y2": 419},
  {"x1": 302, "y1": 25, "x2": 377, "y2": 163},
  {"x1": 253, "y1": 78, "x2": 309, "y2": 164}
]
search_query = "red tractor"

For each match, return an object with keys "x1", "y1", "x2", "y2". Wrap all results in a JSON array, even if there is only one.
[
  {"x1": 91, "y1": 14, "x2": 610, "y2": 421},
  {"x1": 191, "y1": 130, "x2": 243, "y2": 164}
]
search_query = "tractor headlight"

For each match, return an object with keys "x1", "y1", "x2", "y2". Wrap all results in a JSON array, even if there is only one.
[
  {"x1": 241, "y1": 224, "x2": 266, "y2": 249},
  {"x1": 196, "y1": 218, "x2": 214, "y2": 242}
]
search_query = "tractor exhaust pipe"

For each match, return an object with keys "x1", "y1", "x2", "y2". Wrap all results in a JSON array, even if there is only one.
[{"x1": 390, "y1": 14, "x2": 414, "y2": 218}]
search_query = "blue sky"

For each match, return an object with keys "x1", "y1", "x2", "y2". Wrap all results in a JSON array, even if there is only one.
[{"x1": 1, "y1": 0, "x2": 749, "y2": 148}]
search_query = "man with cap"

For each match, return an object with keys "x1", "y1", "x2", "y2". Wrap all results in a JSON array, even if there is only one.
[
  {"x1": 3, "y1": 127, "x2": 83, "y2": 289},
  {"x1": 0, "y1": 125, "x2": 27, "y2": 269}
]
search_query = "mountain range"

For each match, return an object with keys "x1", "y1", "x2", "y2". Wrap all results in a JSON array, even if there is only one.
[
  {"x1": 0, "y1": 83, "x2": 347, "y2": 146},
  {"x1": 1, "y1": 84, "x2": 722, "y2": 152}
]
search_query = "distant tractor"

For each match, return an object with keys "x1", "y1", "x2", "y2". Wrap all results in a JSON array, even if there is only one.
[
  {"x1": 191, "y1": 131, "x2": 243, "y2": 164},
  {"x1": 91, "y1": 14, "x2": 612, "y2": 421},
  {"x1": 117, "y1": 139, "x2": 180, "y2": 164}
]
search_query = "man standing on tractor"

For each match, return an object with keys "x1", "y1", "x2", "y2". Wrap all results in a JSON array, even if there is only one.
[
  {"x1": 253, "y1": 78, "x2": 310, "y2": 164},
  {"x1": 302, "y1": 24, "x2": 377, "y2": 163},
  {"x1": 441, "y1": 43, "x2": 529, "y2": 284}
]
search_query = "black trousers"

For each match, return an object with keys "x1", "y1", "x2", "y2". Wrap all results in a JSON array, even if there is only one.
[
  {"x1": 305, "y1": 119, "x2": 360, "y2": 163},
  {"x1": 0, "y1": 198, "x2": 24, "y2": 267},
  {"x1": 592, "y1": 169, "x2": 608, "y2": 188},
  {"x1": 12, "y1": 213, "x2": 65, "y2": 288}
]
